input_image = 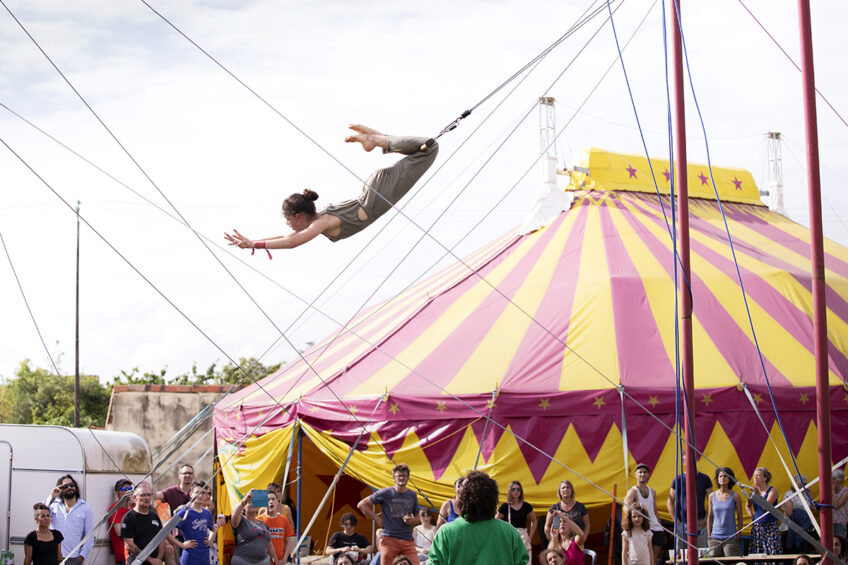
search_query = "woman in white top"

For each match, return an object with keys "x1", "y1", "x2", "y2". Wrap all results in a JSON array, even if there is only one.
[
  {"x1": 413, "y1": 508, "x2": 436, "y2": 558},
  {"x1": 623, "y1": 463, "x2": 664, "y2": 565}
]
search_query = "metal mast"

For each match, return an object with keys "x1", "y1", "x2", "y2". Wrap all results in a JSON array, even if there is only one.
[{"x1": 765, "y1": 132, "x2": 785, "y2": 215}]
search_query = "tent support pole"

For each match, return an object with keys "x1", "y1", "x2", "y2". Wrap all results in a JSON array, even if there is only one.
[
  {"x1": 296, "y1": 421, "x2": 303, "y2": 565},
  {"x1": 671, "y1": 1, "x2": 698, "y2": 563},
  {"x1": 797, "y1": 2, "x2": 833, "y2": 561},
  {"x1": 290, "y1": 395, "x2": 387, "y2": 559}
]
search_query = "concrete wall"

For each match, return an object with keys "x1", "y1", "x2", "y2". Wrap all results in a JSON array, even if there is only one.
[{"x1": 105, "y1": 385, "x2": 235, "y2": 489}]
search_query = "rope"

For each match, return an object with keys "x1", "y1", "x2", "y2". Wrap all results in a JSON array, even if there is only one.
[{"x1": 735, "y1": 0, "x2": 848, "y2": 129}]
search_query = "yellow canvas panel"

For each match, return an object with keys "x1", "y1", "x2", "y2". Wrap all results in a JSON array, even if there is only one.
[
  {"x1": 567, "y1": 149, "x2": 764, "y2": 206},
  {"x1": 444, "y1": 214, "x2": 577, "y2": 394},
  {"x1": 686, "y1": 237, "x2": 816, "y2": 386},
  {"x1": 217, "y1": 426, "x2": 293, "y2": 514},
  {"x1": 561, "y1": 200, "x2": 619, "y2": 389}
]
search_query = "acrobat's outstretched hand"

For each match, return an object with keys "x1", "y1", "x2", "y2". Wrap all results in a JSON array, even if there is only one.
[
  {"x1": 224, "y1": 229, "x2": 252, "y2": 249},
  {"x1": 225, "y1": 229, "x2": 272, "y2": 259}
]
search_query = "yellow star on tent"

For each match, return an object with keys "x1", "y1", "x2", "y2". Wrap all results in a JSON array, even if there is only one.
[
  {"x1": 752, "y1": 392, "x2": 764, "y2": 405},
  {"x1": 309, "y1": 404, "x2": 319, "y2": 413},
  {"x1": 348, "y1": 405, "x2": 357, "y2": 416},
  {"x1": 799, "y1": 393, "x2": 810, "y2": 405},
  {"x1": 843, "y1": 392, "x2": 848, "y2": 405},
  {"x1": 648, "y1": 395, "x2": 659, "y2": 408},
  {"x1": 539, "y1": 398, "x2": 551, "y2": 411},
  {"x1": 702, "y1": 394, "x2": 713, "y2": 406},
  {"x1": 593, "y1": 396, "x2": 606, "y2": 409},
  {"x1": 436, "y1": 401, "x2": 447, "y2": 413},
  {"x1": 258, "y1": 410, "x2": 265, "y2": 420},
  {"x1": 486, "y1": 399, "x2": 497, "y2": 409},
  {"x1": 235, "y1": 407, "x2": 242, "y2": 421},
  {"x1": 389, "y1": 403, "x2": 400, "y2": 415}
]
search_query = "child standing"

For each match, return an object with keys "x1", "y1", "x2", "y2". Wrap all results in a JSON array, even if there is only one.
[{"x1": 622, "y1": 504, "x2": 652, "y2": 565}]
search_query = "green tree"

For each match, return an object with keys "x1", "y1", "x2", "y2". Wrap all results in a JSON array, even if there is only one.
[
  {"x1": 112, "y1": 357, "x2": 281, "y2": 387},
  {"x1": 0, "y1": 360, "x2": 111, "y2": 427}
]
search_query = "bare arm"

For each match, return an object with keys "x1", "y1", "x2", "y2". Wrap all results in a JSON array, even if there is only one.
[
  {"x1": 706, "y1": 493, "x2": 714, "y2": 538},
  {"x1": 544, "y1": 510, "x2": 554, "y2": 539},
  {"x1": 734, "y1": 492, "x2": 744, "y2": 532},
  {"x1": 231, "y1": 492, "x2": 251, "y2": 530},
  {"x1": 621, "y1": 533, "x2": 629, "y2": 565},
  {"x1": 667, "y1": 489, "x2": 676, "y2": 520},
  {"x1": 357, "y1": 497, "x2": 381, "y2": 526},
  {"x1": 24, "y1": 544, "x2": 33, "y2": 565},
  {"x1": 765, "y1": 486, "x2": 778, "y2": 505},
  {"x1": 623, "y1": 487, "x2": 638, "y2": 508},
  {"x1": 225, "y1": 215, "x2": 336, "y2": 251},
  {"x1": 745, "y1": 494, "x2": 754, "y2": 520},
  {"x1": 528, "y1": 510, "x2": 538, "y2": 540},
  {"x1": 582, "y1": 510, "x2": 591, "y2": 539},
  {"x1": 436, "y1": 500, "x2": 450, "y2": 529},
  {"x1": 651, "y1": 488, "x2": 660, "y2": 525}
]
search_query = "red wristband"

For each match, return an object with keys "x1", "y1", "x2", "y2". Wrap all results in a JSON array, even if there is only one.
[{"x1": 254, "y1": 240, "x2": 266, "y2": 249}]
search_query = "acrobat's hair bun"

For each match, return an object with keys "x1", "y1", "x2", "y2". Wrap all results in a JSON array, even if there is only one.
[{"x1": 302, "y1": 189, "x2": 319, "y2": 201}]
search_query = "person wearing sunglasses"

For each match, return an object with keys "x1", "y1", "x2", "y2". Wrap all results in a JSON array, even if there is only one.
[
  {"x1": 110, "y1": 480, "x2": 135, "y2": 565},
  {"x1": 44, "y1": 474, "x2": 94, "y2": 565}
]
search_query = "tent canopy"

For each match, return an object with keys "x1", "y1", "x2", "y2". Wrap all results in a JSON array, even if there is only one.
[{"x1": 215, "y1": 149, "x2": 848, "y2": 511}]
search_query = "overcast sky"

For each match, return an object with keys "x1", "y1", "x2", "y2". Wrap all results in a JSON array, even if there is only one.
[{"x1": 1, "y1": 0, "x2": 846, "y2": 383}]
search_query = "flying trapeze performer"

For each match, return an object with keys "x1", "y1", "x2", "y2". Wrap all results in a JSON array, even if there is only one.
[{"x1": 224, "y1": 124, "x2": 438, "y2": 252}]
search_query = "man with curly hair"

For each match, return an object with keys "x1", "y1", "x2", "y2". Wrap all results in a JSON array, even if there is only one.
[{"x1": 428, "y1": 471, "x2": 528, "y2": 564}]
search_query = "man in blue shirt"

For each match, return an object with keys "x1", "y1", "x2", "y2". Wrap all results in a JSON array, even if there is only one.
[
  {"x1": 358, "y1": 463, "x2": 421, "y2": 565},
  {"x1": 667, "y1": 454, "x2": 713, "y2": 549},
  {"x1": 45, "y1": 474, "x2": 94, "y2": 565}
]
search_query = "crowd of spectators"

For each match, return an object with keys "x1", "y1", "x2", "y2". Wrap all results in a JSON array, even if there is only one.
[{"x1": 22, "y1": 460, "x2": 848, "y2": 565}]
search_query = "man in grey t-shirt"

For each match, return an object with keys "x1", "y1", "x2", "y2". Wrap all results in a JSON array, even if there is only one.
[{"x1": 358, "y1": 463, "x2": 421, "y2": 564}]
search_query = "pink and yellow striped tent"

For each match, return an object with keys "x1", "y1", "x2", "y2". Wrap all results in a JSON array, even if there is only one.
[{"x1": 214, "y1": 149, "x2": 848, "y2": 538}]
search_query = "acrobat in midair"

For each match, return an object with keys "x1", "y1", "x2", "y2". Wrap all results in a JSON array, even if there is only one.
[{"x1": 224, "y1": 125, "x2": 438, "y2": 252}]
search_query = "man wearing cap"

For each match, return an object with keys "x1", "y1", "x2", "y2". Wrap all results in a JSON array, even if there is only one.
[
  {"x1": 624, "y1": 464, "x2": 664, "y2": 564},
  {"x1": 110, "y1": 480, "x2": 135, "y2": 565}
]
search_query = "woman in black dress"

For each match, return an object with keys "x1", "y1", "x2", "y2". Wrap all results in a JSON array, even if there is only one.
[
  {"x1": 24, "y1": 503, "x2": 63, "y2": 565},
  {"x1": 496, "y1": 480, "x2": 538, "y2": 553}
]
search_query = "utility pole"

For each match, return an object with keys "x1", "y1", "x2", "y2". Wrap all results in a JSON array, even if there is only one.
[{"x1": 74, "y1": 200, "x2": 81, "y2": 427}]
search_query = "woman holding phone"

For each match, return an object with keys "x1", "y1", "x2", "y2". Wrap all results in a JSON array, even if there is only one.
[{"x1": 231, "y1": 491, "x2": 278, "y2": 565}]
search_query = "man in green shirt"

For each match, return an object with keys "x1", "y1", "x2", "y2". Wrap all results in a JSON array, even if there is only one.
[{"x1": 428, "y1": 471, "x2": 528, "y2": 565}]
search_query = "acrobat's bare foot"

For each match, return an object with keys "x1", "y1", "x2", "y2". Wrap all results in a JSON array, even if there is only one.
[
  {"x1": 349, "y1": 124, "x2": 383, "y2": 136},
  {"x1": 344, "y1": 127, "x2": 387, "y2": 152}
]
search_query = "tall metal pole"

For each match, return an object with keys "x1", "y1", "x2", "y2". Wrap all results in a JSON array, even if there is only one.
[
  {"x1": 296, "y1": 423, "x2": 302, "y2": 565},
  {"x1": 74, "y1": 200, "x2": 81, "y2": 428},
  {"x1": 797, "y1": 2, "x2": 833, "y2": 562},
  {"x1": 671, "y1": 2, "x2": 698, "y2": 564}
]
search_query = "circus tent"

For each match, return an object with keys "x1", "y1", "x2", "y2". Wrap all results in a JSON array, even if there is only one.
[{"x1": 213, "y1": 148, "x2": 848, "y2": 543}]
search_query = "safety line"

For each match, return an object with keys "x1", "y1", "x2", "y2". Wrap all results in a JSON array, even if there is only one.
[
  {"x1": 735, "y1": 0, "x2": 848, "y2": 129},
  {"x1": 0, "y1": 230, "x2": 63, "y2": 379}
]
